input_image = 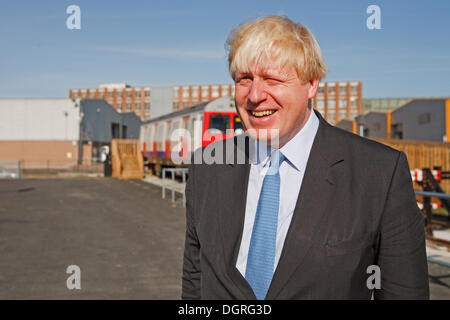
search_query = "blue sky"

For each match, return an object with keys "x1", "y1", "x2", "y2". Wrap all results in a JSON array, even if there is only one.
[{"x1": 0, "y1": 0, "x2": 449, "y2": 98}]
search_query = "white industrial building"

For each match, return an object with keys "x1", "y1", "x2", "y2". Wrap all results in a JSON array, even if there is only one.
[{"x1": 0, "y1": 98, "x2": 141, "y2": 171}]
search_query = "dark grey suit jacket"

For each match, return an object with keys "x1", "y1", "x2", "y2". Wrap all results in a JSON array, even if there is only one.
[{"x1": 182, "y1": 109, "x2": 429, "y2": 300}]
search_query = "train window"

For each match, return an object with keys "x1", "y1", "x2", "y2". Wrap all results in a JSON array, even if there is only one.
[{"x1": 209, "y1": 114, "x2": 230, "y2": 134}]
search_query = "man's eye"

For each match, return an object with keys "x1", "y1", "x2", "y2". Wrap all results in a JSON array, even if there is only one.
[
  {"x1": 266, "y1": 78, "x2": 282, "y2": 83},
  {"x1": 237, "y1": 77, "x2": 252, "y2": 83}
]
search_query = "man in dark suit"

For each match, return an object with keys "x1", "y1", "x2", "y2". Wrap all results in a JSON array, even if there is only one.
[{"x1": 182, "y1": 15, "x2": 429, "y2": 299}]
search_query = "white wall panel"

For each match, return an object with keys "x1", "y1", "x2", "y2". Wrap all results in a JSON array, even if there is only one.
[{"x1": 0, "y1": 99, "x2": 80, "y2": 141}]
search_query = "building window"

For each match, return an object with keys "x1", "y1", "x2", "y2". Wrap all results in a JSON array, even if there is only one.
[
  {"x1": 145, "y1": 89, "x2": 150, "y2": 97},
  {"x1": 192, "y1": 87, "x2": 199, "y2": 98},
  {"x1": 212, "y1": 86, "x2": 219, "y2": 98},
  {"x1": 182, "y1": 87, "x2": 189, "y2": 98},
  {"x1": 145, "y1": 102, "x2": 150, "y2": 109},
  {"x1": 340, "y1": 99, "x2": 347, "y2": 108},
  {"x1": 317, "y1": 99, "x2": 324, "y2": 108},
  {"x1": 221, "y1": 85, "x2": 229, "y2": 96},
  {"x1": 126, "y1": 103, "x2": 131, "y2": 111},
  {"x1": 328, "y1": 100, "x2": 336, "y2": 108},
  {"x1": 108, "y1": 92, "x2": 113, "y2": 98},
  {"x1": 202, "y1": 87, "x2": 209, "y2": 98},
  {"x1": 327, "y1": 84, "x2": 335, "y2": 94},
  {"x1": 351, "y1": 85, "x2": 358, "y2": 94},
  {"x1": 136, "y1": 102, "x2": 141, "y2": 110},
  {"x1": 328, "y1": 112, "x2": 335, "y2": 122},
  {"x1": 173, "y1": 87, "x2": 179, "y2": 98},
  {"x1": 173, "y1": 102, "x2": 179, "y2": 110},
  {"x1": 318, "y1": 86, "x2": 324, "y2": 94},
  {"x1": 392, "y1": 123, "x2": 403, "y2": 139}
]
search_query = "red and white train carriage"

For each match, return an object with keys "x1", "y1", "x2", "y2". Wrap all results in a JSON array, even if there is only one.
[{"x1": 140, "y1": 97, "x2": 244, "y2": 175}]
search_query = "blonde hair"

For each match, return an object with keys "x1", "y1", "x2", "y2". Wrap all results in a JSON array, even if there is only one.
[{"x1": 226, "y1": 15, "x2": 328, "y2": 82}]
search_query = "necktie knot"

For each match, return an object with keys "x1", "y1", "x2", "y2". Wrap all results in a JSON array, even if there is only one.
[
  {"x1": 274, "y1": 150, "x2": 285, "y2": 166},
  {"x1": 267, "y1": 150, "x2": 285, "y2": 175}
]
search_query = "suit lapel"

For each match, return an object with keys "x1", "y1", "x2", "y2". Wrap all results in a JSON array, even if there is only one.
[
  {"x1": 216, "y1": 134, "x2": 255, "y2": 299},
  {"x1": 266, "y1": 110, "x2": 344, "y2": 299}
]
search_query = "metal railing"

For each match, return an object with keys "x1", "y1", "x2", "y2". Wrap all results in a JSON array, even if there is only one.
[
  {"x1": 162, "y1": 167, "x2": 189, "y2": 207},
  {"x1": 415, "y1": 189, "x2": 450, "y2": 268},
  {"x1": 415, "y1": 190, "x2": 450, "y2": 200}
]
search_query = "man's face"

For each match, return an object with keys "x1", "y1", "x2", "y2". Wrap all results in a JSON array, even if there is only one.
[{"x1": 234, "y1": 59, "x2": 318, "y2": 147}]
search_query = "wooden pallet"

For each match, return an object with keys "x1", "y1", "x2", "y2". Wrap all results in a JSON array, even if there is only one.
[{"x1": 111, "y1": 139, "x2": 144, "y2": 179}]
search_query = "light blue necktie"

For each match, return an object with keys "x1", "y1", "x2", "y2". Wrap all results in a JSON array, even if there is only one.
[{"x1": 245, "y1": 150, "x2": 285, "y2": 300}]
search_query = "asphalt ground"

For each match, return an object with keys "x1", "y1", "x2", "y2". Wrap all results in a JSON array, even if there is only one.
[
  {"x1": 0, "y1": 178, "x2": 186, "y2": 299},
  {"x1": 0, "y1": 178, "x2": 448, "y2": 299}
]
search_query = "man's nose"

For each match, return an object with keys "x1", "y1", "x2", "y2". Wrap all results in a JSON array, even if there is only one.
[{"x1": 248, "y1": 78, "x2": 267, "y2": 105}]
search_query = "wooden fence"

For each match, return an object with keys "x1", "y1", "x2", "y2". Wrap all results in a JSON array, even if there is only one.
[
  {"x1": 373, "y1": 139, "x2": 450, "y2": 193},
  {"x1": 111, "y1": 139, "x2": 144, "y2": 180}
]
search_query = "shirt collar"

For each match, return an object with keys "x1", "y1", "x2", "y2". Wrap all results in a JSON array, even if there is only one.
[{"x1": 251, "y1": 109, "x2": 319, "y2": 172}]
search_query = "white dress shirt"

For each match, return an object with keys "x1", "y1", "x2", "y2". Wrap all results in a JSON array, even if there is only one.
[{"x1": 236, "y1": 109, "x2": 320, "y2": 277}]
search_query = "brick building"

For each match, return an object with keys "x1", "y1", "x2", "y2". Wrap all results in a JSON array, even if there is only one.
[{"x1": 70, "y1": 81, "x2": 362, "y2": 125}]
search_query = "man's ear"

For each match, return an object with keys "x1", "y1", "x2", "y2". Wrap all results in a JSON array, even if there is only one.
[{"x1": 307, "y1": 79, "x2": 319, "y2": 99}]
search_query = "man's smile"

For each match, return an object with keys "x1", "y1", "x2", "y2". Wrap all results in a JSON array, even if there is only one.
[{"x1": 249, "y1": 109, "x2": 278, "y2": 118}]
